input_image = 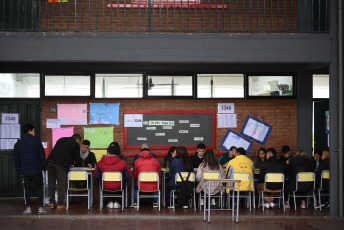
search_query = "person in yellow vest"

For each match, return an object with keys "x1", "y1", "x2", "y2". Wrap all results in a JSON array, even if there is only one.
[{"x1": 225, "y1": 147, "x2": 254, "y2": 192}]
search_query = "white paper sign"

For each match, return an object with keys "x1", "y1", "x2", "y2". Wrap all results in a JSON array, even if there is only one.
[
  {"x1": 1, "y1": 113, "x2": 19, "y2": 124},
  {"x1": 217, "y1": 114, "x2": 237, "y2": 128},
  {"x1": 46, "y1": 119, "x2": 61, "y2": 129},
  {"x1": 222, "y1": 132, "x2": 251, "y2": 151},
  {"x1": 124, "y1": 114, "x2": 143, "y2": 127},
  {"x1": 0, "y1": 138, "x2": 18, "y2": 150},
  {"x1": 218, "y1": 103, "x2": 235, "y2": 114},
  {"x1": 0, "y1": 124, "x2": 20, "y2": 138},
  {"x1": 242, "y1": 117, "x2": 270, "y2": 142}
]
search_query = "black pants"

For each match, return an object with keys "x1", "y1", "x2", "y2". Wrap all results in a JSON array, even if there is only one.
[
  {"x1": 23, "y1": 173, "x2": 44, "y2": 207},
  {"x1": 47, "y1": 162, "x2": 67, "y2": 206}
]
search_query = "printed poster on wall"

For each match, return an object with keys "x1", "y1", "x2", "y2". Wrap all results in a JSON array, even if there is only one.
[
  {"x1": 57, "y1": 104, "x2": 87, "y2": 125},
  {"x1": 89, "y1": 103, "x2": 119, "y2": 125},
  {"x1": 219, "y1": 129, "x2": 253, "y2": 154},
  {"x1": 52, "y1": 127, "x2": 74, "y2": 147},
  {"x1": 83, "y1": 127, "x2": 114, "y2": 149},
  {"x1": 240, "y1": 115, "x2": 272, "y2": 145}
]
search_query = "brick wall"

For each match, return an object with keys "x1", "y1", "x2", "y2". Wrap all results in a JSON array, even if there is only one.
[
  {"x1": 41, "y1": 98, "x2": 297, "y2": 164},
  {"x1": 40, "y1": 0, "x2": 298, "y2": 32}
]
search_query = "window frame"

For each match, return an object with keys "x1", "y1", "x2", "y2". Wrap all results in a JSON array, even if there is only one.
[{"x1": 245, "y1": 73, "x2": 296, "y2": 99}]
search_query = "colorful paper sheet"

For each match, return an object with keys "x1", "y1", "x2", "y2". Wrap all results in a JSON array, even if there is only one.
[
  {"x1": 57, "y1": 104, "x2": 87, "y2": 125},
  {"x1": 52, "y1": 127, "x2": 74, "y2": 147},
  {"x1": 240, "y1": 115, "x2": 272, "y2": 145},
  {"x1": 83, "y1": 127, "x2": 114, "y2": 148},
  {"x1": 92, "y1": 150, "x2": 107, "y2": 163},
  {"x1": 89, "y1": 103, "x2": 119, "y2": 125}
]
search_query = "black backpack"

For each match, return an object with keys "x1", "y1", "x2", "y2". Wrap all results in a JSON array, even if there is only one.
[{"x1": 177, "y1": 172, "x2": 194, "y2": 201}]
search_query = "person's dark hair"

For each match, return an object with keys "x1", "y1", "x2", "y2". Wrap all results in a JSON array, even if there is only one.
[
  {"x1": 197, "y1": 143, "x2": 206, "y2": 149},
  {"x1": 314, "y1": 150, "x2": 323, "y2": 156},
  {"x1": 110, "y1": 142, "x2": 121, "y2": 155},
  {"x1": 281, "y1": 145, "x2": 290, "y2": 154},
  {"x1": 23, "y1": 124, "x2": 35, "y2": 134},
  {"x1": 107, "y1": 146, "x2": 117, "y2": 155},
  {"x1": 266, "y1": 147, "x2": 277, "y2": 157},
  {"x1": 237, "y1": 147, "x2": 246, "y2": 155},
  {"x1": 257, "y1": 148, "x2": 266, "y2": 160},
  {"x1": 72, "y1": 134, "x2": 82, "y2": 141},
  {"x1": 202, "y1": 150, "x2": 220, "y2": 170},
  {"x1": 175, "y1": 146, "x2": 193, "y2": 171},
  {"x1": 167, "y1": 146, "x2": 177, "y2": 157},
  {"x1": 82, "y1": 139, "x2": 90, "y2": 146},
  {"x1": 229, "y1": 146, "x2": 237, "y2": 151}
]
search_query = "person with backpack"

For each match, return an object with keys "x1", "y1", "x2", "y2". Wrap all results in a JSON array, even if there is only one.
[{"x1": 168, "y1": 146, "x2": 194, "y2": 208}]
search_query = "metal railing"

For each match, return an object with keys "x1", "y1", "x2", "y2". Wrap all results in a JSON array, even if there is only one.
[{"x1": 0, "y1": 0, "x2": 328, "y2": 33}]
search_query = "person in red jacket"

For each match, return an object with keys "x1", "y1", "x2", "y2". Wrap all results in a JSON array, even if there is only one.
[
  {"x1": 94, "y1": 146, "x2": 131, "y2": 209},
  {"x1": 133, "y1": 149, "x2": 161, "y2": 207}
]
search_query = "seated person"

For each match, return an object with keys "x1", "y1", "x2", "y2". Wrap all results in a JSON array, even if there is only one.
[
  {"x1": 133, "y1": 149, "x2": 161, "y2": 207},
  {"x1": 311, "y1": 150, "x2": 322, "y2": 171},
  {"x1": 79, "y1": 140, "x2": 97, "y2": 168},
  {"x1": 109, "y1": 142, "x2": 127, "y2": 161},
  {"x1": 280, "y1": 145, "x2": 292, "y2": 165},
  {"x1": 257, "y1": 147, "x2": 287, "y2": 209},
  {"x1": 196, "y1": 149, "x2": 225, "y2": 197},
  {"x1": 164, "y1": 146, "x2": 177, "y2": 168},
  {"x1": 132, "y1": 143, "x2": 156, "y2": 166},
  {"x1": 225, "y1": 147, "x2": 254, "y2": 193},
  {"x1": 253, "y1": 148, "x2": 266, "y2": 169},
  {"x1": 218, "y1": 146, "x2": 237, "y2": 168},
  {"x1": 316, "y1": 150, "x2": 330, "y2": 207},
  {"x1": 168, "y1": 146, "x2": 194, "y2": 208},
  {"x1": 94, "y1": 146, "x2": 132, "y2": 209},
  {"x1": 285, "y1": 150, "x2": 313, "y2": 209},
  {"x1": 190, "y1": 143, "x2": 206, "y2": 169}
]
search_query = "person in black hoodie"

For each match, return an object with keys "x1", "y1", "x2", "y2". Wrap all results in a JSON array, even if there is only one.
[
  {"x1": 14, "y1": 124, "x2": 47, "y2": 215},
  {"x1": 47, "y1": 134, "x2": 82, "y2": 210},
  {"x1": 285, "y1": 150, "x2": 313, "y2": 209},
  {"x1": 257, "y1": 147, "x2": 287, "y2": 209}
]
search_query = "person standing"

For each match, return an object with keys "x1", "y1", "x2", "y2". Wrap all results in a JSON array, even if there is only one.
[
  {"x1": 47, "y1": 134, "x2": 82, "y2": 210},
  {"x1": 13, "y1": 124, "x2": 47, "y2": 215}
]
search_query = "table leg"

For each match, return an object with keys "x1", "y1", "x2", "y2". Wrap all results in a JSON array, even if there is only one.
[
  {"x1": 162, "y1": 172, "x2": 166, "y2": 207},
  {"x1": 208, "y1": 182, "x2": 211, "y2": 223}
]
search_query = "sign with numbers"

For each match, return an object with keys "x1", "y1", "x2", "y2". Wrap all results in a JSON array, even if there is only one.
[{"x1": 1, "y1": 113, "x2": 19, "y2": 124}]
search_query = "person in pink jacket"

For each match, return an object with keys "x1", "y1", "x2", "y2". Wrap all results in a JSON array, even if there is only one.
[{"x1": 133, "y1": 149, "x2": 161, "y2": 207}]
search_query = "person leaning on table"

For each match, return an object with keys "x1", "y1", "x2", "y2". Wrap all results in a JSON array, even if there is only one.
[{"x1": 47, "y1": 134, "x2": 83, "y2": 210}]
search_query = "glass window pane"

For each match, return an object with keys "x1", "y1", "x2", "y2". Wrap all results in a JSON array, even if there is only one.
[
  {"x1": 197, "y1": 74, "x2": 244, "y2": 98},
  {"x1": 313, "y1": 74, "x2": 329, "y2": 98},
  {"x1": 147, "y1": 76, "x2": 192, "y2": 96},
  {"x1": 248, "y1": 76, "x2": 293, "y2": 96},
  {"x1": 95, "y1": 74, "x2": 143, "y2": 98},
  {"x1": 45, "y1": 75, "x2": 90, "y2": 96},
  {"x1": 0, "y1": 73, "x2": 40, "y2": 98}
]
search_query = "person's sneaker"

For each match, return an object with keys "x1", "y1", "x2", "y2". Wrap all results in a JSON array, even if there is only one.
[
  {"x1": 22, "y1": 209, "x2": 32, "y2": 215},
  {"x1": 133, "y1": 203, "x2": 137, "y2": 208},
  {"x1": 269, "y1": 202, "x2": 277, "y2": 209},
  {"x1": 300, "y1": 204, "x2": 306, "y2": 209},
  {"x1": 211, "y1": 199, "x2": 216, "y2": 206},
  {"x1": 107, "y1": 202, "x2": 114, "y2": 208},
  {"x1": 113, "y1": 202, "x2": 121, "y2": 209},
  {"x1": 264, "y1": 203, "x2": 270, "y2": 209},
  {"x1": 182, "y1": 205, "x2": 189, "y2": 209},
  {"x1": 285, "y1": 203, "x2": 290, "y2": 209},
  {"x1": 38, "y1": 208, "x2": 47, "y2": 215},
  {"x1": 200, "y1": 199, "x2": 204, "y2": 206},
  {"x1": 153, "y1": 203, "x2": 158, "y2": 208},
  {"x1": 56, "y1": 205, "x2": 66, "y2": 210},
  {"x1": 50, "y1": 203, "x2": 55, "y2": 209}
]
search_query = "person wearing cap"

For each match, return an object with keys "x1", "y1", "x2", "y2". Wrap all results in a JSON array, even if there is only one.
[{"x1": 133, "y1": 149, "x2": 161, "y2": 207}]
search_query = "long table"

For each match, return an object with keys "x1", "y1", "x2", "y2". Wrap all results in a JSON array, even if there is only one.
[{"x1": 203, "y1": 179, "x2": 241, "y2": 223}]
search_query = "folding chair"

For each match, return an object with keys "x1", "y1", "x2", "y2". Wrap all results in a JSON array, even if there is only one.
[
  {"x1": 170, "y1": 172, "x2": 196, "y2": 211},
  {"x1": 259, "y1": 173, "x2": 285, "y2": 211},
  {"x1": 317, "y1": 170, "x2": 329, "y2": 211},
  {"x1": 66, "y1": 171, "x2": 90, "y2": 210},
  {"x1": 99, "y1": 172, "x2": 124, "y2": 211},
  {"x1": 199, "y1": 172, "x2": 222, "y2": 210},
  {"x1": 231, "y1": 172, "x2": 255, "y2": 211},
  {"x1": 288, "y1": 172, "x2": 316, "y2": 211},
  {"x1": 137, "y1": 172, "x2": 160, "y2": 211}
]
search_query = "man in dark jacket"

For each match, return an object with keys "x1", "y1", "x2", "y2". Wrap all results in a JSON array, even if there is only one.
[
  {"x1": 257, "y1": 147, "x2": 287, "y2": 209},
  {"x1": 190, "y1": 143, "x2": 206, "y2": 169},
  {"x1": 14, "y1": 124, "x2": 47, "y2": 215},
  {"x1": 94, "y1": 146, "x2": 131, "y2": 209},
  {"x1": 47, "y1": 134, "x2": 82, "y2": 210}
]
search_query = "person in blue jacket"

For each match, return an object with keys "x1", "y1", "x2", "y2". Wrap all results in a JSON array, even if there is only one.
[{"x1": 13, "y1": 124, "x2": 47, "y2": 215}]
